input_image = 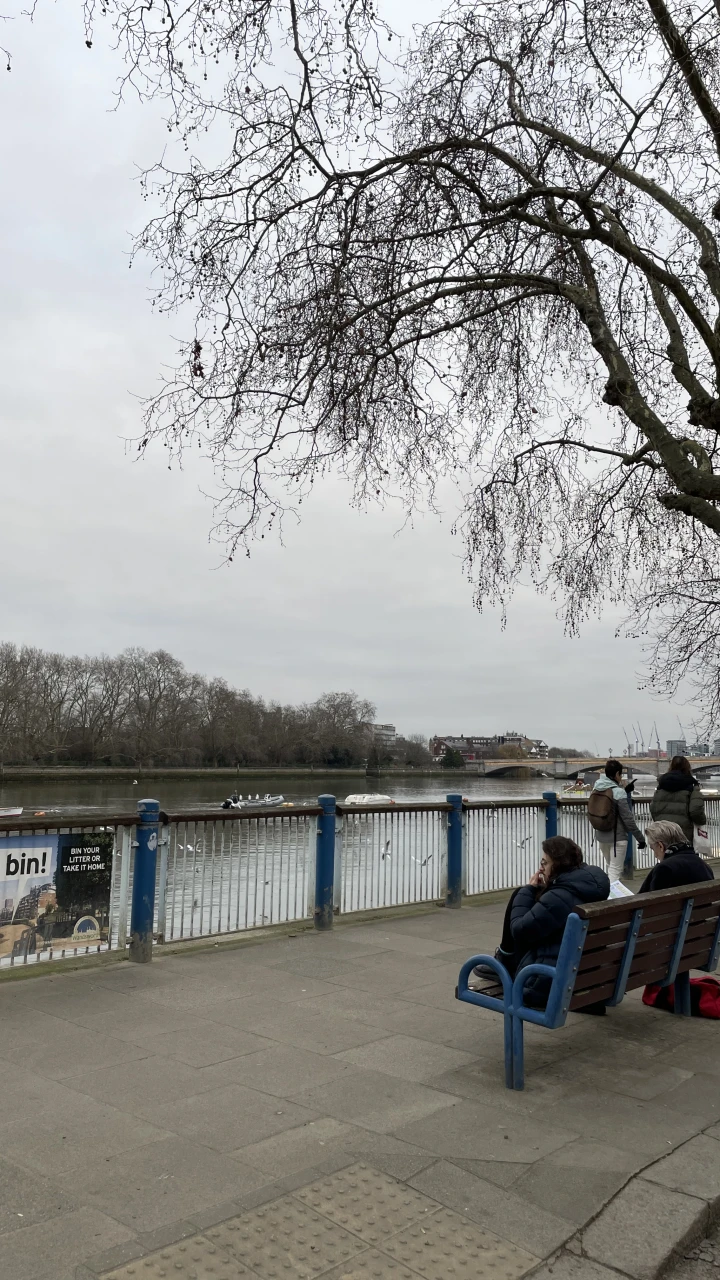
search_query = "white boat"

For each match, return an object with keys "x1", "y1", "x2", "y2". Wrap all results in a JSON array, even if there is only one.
[
  {"x1": 0, "y1": 807, "x2": 23, "y2": 818},
  {"x1": 344, "y1": 793, "x2": 394, "y2": 805}
]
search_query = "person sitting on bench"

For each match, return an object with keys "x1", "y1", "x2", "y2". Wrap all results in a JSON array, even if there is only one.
[
  {"x1": 639, "y1": 821, "x2": 714, "y2": 893},
  {"x1": 472, "y1": 836, "x2": 610, "y2": 1008}
]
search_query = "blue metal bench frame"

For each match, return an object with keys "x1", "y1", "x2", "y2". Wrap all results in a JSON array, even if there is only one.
[{"x1": 456, "y1": 893, "x2": 720, "y2": 1090}]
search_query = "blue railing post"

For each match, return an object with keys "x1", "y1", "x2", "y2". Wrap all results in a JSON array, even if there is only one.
[
  {"x1": 624, "y1": 790, "x2": 635, "y2": 878},
  {"x1": 446, "y1": 793, "x2": 463, "y2": 908},
  {"x1": 129, "y1": 798, "x2": 160, "y2": 963},
  {"x1": 315, "y1": 794, "x2": 336, "y2": 930},
  {"x1": 543, "y1": 791, "x2": 558, "y2": 839}
]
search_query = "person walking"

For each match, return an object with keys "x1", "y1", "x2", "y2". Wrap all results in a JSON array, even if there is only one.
[
  {"x1": 649, "y1": 755, "x2": 706, "y2": 845},
  {"x1": 639, "y1": 820, "x2": 714, "y2": 893},
  {"x1": 588, "y1": 759, "x2": 647, "y2": 883}
]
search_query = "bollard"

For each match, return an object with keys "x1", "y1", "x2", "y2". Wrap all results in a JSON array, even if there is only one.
[
  {"x1": 543, "y1": 791, "x2": 558, "y2": 839},
  {"x1": 315, "y1": 794, "x2": 336, "y2": 930},
  {"x1": 446, "y1": 793, "x2": 463, "y2": 908},
  {"x1": 129, "y1": 798, "x2": 160, "y2": 963}
]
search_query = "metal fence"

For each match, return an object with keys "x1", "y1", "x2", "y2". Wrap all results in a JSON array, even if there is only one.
[
  {"x1": 465, "y1": 801, "x2": 547, "y2": 893},
  {"x1": 558, "y1": 796, "x2": 720, "y2": 869},
  {"x1": 3, "y1": 790, "x2": 719, "y2": 968},
  {"x1": 0, "y1": 816, "x2": 134, "y2": 970},
  {"x1": 159, "y1": 810, "x2": 318, "y2": 942},
  {"x1": 338, "y1": 804, "x2": 447, "y2": 913}
]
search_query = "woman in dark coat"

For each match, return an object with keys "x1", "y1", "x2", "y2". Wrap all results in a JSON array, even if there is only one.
[
  {"x1": 650, "y1": 755, "x2": 706, "y2": 844},
  {"x1": 639, "y1": 821, "x2": 714, "y2": 893},
  {"x1": 474, "y1": 836, "x2": 610, "y2": 1008}
]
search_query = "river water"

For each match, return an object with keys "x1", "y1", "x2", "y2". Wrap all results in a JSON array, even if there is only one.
[{"x1": 0, "y1": 772, "x2": 560, "y2": 817}]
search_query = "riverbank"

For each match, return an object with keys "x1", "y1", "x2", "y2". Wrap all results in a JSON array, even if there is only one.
[{"x1": 0, "y1": 765, "x2": 469, "y2": 781}]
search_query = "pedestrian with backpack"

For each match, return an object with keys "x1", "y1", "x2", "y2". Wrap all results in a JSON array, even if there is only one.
[{"x1": 588, "y1": 759, "x2": 647, "y2": 882}]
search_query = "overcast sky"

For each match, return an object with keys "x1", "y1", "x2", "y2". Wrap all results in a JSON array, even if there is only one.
[{"x1": 0, "y1": 6, "x2": 700, "y2": 751}]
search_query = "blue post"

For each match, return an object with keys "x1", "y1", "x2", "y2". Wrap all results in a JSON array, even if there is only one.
[
  {"x1": 129, "y1": 798, "x2": 160, "y2": 963},
  {"x1": 446, "y1": 793, "x2": 463, "y2": 908},
  {"x1": 624, "y1": 788, "x2": 635, "y2": 877},
  {"x1": 543, "y1": 791, "x2": 558, "y2": 839},
  {"x1": 315, "y1": 794, "x2": 336, "y2": 930}
]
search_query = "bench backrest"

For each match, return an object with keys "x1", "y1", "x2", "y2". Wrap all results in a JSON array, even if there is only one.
[{"x1": 569, "y1": 880, "x2": 720, "y2": 1010}]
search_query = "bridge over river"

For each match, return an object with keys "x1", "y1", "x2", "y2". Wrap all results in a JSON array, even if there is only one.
[{"x1": 475, "y1": 755, "x2": 720, "y2": 779}]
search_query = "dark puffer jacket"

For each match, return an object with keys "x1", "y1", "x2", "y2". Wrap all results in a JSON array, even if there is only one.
[
  {"x1": 639, "y1": 842, "x2": 714, "y2": 894},
  {"x1": 510, "y1": 863, "x2": 610, "y2": 1007},
  {"x1": 650, "y1": 771, "x2": 706, "y2": 843}
]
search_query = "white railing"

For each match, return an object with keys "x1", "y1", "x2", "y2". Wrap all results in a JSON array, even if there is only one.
[
  {"x1": 3, "y1": 791, "x2": 719, "y2": 968},
  {"x1": 159, "y1": 811, "x2": 317, "y2": 942},
  {"x1": 558, "y1": 796, "x2": 720, "y2": 870},
  {"x1": 338, "y1": 804, "x2": 447, "y2": 912},
  {"x1": 464, "y1": 801, "x2": 547, "y2": 893}
]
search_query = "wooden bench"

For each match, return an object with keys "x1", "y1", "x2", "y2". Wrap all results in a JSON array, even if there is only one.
[{"x1": 456, "y1": 881, "x2": 720, "y2": 1090}]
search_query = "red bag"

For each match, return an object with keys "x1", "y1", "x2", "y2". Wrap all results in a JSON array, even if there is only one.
[{"x1": 643, "y1": 976, "x2": 720, "y2": 1018}]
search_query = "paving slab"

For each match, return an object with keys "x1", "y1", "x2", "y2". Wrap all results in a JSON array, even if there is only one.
[
  {"x1": 146, "y1": 1083, "x2": 321, "y2": 1151},
  {"x1": 299, "y1": 1067, "x2": 458, "y2": 1134},
  {"x1": 333, "y1": 1033, "x2": 477, "y2": 1083},
  {"x1": 103, "y1": 1233, "x2": 255, "y2": 1279},
  {"x1": 380, "y1": 1204, "x2": 539, "y2": 1279},
  {"x1": 0, "y1": 1206, "x2": 134, "y2": 1280},
  {"x1": 408, "y1": 1158, "x2": 574, "y2": 1255},
  {"x1": 134, "y1": 1022, "x2": 274, "y2": 1066},
  {"x1": 393, "y1": 1096, "x2": 577, "y2": 1162},
  {"x1": 210, "y1": 1041, "x2": 362, "y2": 1097},
  {"x1": 0, "y1": 1153, "x2": 80, "y2": 1234},
  {"x1": 581, "y1": 1178, "x2": 708, "y2": 1279},
  {"x1": 207, "y1": 1193, "x2": 367, "y2": 1276},
  {"x1": 641, "y1": 1133, "x2": 720, "y2": 1203},
  {"x1": 0, "y1": 898, "x2": 718, "y2": 1280},
  {"x1": 72, "y1": 1136, "x2": 271, "y2": 1233},
  {"x1": 294, "y1": 1162, "x2": 438, "y2": 1243}
]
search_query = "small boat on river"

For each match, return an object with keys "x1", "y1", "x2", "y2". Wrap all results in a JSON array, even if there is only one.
[
  {"x1": 221, "y1": 793, "x2": 284, "y2": 810},
  {"x1": 0, "y1": 806, "x2": 23, "y2": 818}
]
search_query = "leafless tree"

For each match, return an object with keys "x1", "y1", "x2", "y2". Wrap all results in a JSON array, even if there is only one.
[
  {"x1": 0, "y1": 643, "x2": 376, "y2": 766},
  {"x1": 16, "y1": 0, "x2": 720, "y2": 710}
]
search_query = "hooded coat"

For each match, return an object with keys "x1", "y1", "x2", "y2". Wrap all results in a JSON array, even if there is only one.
[
  {"x1": 649, "y1": 771, "x2": 706, "y2": 843},
  {"x1": 639, "y1": 841, "x2": 714, "y2": 894},
  {"x1": 591, "y1": 775, "x2": 645, "y2": 844},
  {"x1": 510, "y1": 862, "x2": 610, "y2": 1006}
]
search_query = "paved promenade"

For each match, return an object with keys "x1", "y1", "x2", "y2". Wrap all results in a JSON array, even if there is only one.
[{"x1": 1, "y1": 899, "x2": 720, "y2": 1280}]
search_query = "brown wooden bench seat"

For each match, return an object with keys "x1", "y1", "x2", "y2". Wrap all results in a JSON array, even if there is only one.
[{"x1": 456, "y1": 881, "x2": 720, "y2": 1089}]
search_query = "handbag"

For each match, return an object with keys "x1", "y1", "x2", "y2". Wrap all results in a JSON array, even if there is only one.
[
  {"x1": 642, "y1": 975, "x2": 720, "y2": 1017},
  {"x1": 694, "y1": 825, "x2": 713, "y2": 858}
]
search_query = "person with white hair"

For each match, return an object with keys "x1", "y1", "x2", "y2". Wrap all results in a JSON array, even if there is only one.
[{"x1": 639, "y1": 821, "x2": 714, "y2": 894}]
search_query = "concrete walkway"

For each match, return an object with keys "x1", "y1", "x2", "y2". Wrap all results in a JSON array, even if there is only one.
[{"x1": 1, "y1": 899, "x2": 720, "y2": 1280}]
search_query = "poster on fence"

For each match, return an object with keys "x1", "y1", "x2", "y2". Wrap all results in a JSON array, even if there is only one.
[{"x1": 0, "y1": 832, "x2": 114, "y2": 964}]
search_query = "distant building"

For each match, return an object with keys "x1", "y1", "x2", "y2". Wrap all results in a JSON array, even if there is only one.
[
  {"x1": 666, "y1": 740, "x2": 686, "y2": 759},
  {"x1": 430, "y1": 732, "x2": 548, "y2": 763},
  {"x1": 647, "y1": 749, "x2": 667, "y2": 759},
  {"x1": 369, "y1": 723, "x2": 396, "y2": 748},
  {"x1": 688, "y1": 742, "x2": 711, "y2": 756},
  {"x1": 714, "y1": 739, "x2": 720, "y2": 757}
]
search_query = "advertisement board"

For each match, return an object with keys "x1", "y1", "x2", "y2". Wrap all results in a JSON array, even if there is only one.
[{"x1": 0, "y1": 831, "x2": 114, "y2": 964}]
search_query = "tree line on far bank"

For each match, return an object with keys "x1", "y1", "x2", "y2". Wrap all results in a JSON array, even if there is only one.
[{"x1": 0, "y1": 643, "x2": 431, "y2": 769}]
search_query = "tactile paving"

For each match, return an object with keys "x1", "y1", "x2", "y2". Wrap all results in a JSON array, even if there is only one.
[
  {"x1": 102, "y1": 1233, "x2": 257, "y2": 1279},
  {"x1": 381, "y1": 1207, "x2": 539, "y2": 1280},
  {"x1": 295, "y1": 1163, "x2": 439, "y2": 1245},
  {"x1": 314, "y1": 1251, "x2": 419, "y2": 1279},
  {"x1": 207, "y1": 1194, "x2": 366, "y2": 1278}
]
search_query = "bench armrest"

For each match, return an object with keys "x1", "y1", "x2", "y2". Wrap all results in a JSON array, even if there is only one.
[
  {"x1": 511, "y1": 963, "x2": 564, "y2": 1027},
  {"x1": 457, "y1": 954, "x2": 512, "y2": 1012}
]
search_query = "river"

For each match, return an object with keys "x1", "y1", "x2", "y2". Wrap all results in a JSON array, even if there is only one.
[{"x1": 0, "y1": 772, "x2": 560, "y2": 817}]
